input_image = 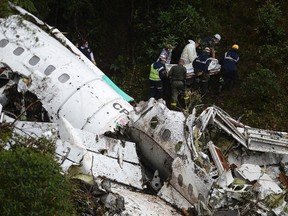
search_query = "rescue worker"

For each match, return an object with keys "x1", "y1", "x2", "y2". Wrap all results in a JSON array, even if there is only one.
[
  {"x1": 158, "y1": 44, "x2": 173, "y2": 64},
  {"x1": 179, "y1": 39, "x2": 200, "y2": 65},
  {"x1": 220, "y1": 44, "x2": 240, "y2": 90},
  {"x1": 200, "y1": 34, "x2": 221, "y2": 58},
  {"x1": 149, "y1": 55, "x2": 167, "y2": 100},
  {"x1": 169, "y1": 60, "x2": 188, "y2": 107},
  {"x1": 192, "y1": 47, "x2": 212, "y2": 95},
  {"x1": 79, "y1": 40, "x2": 97, "y2": 65}
]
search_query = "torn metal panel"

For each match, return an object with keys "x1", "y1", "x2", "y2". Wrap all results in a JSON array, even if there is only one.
[
  {"x1": 129, "y1": 99, "x2": 214, "y2": 209},
  {"x1": 196, "y1": 106, "x2": 247, "y2": 147},
  {"x1": 216, "y1": 169, "x2": 234, "y2": 189},
  {"x1": 234, "y1": 163, "x2": 262, "y2": 182},
  {"x1": 228, "y1": 150, "x2": 288, "y2": 168},
  {"x1": 56, "y1": 117, "x2": 144, "y2": 189},
  {"x1": 1, "y1": 112, "x2": 58, "y2": 139},
  {"x1": 208, "y1": 141, "x2": 230, "y2": 174},
  {"x1": 1, "y1": 113, "x2": 144, "y2": 189},
  {"x1": 256, "y1": 173, "x2": 283, "y2": 199},
  {"x1": 197, "y1": 106, "x2": 216, "y2": 132},
  {"x1": 185, "y1": 107, "x2": 198, "y2": 158},
  {"x1": 212, "y1": 108, "x2": 247, "y2": 147},
  {"x1": 158, "y1": 156, "x2": 213, "y2": 208},
  {"x1": 45, "y1": 122, "x2": 144, "y2": 189},
  {"x1": 112, "y1": 184, "x2": 182, "y2": 216},
  {"x1": 150, "y1": 170, "x2": 162, "y2": 191},
  {"x1": 59, "y1": 117, "x2": 139, "y2": 165},
  {"x1": 157, "y1": 182, "x2": 193, "y2": 210},
  {"x1": 128, "y1": 98, "x2": 188, "y2": 178},
  {"x1": 246, "y1": 127, "x2": 288, "y2": 154}
]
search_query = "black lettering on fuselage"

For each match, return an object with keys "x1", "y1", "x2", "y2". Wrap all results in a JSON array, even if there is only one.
[{"x1": 113, "y1": 102, "x2": 129, "y2": 115}]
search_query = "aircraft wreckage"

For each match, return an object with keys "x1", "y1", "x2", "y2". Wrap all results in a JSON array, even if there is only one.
[{"x1": 0, "y1": 3, "x2": 288, "y2": 216}]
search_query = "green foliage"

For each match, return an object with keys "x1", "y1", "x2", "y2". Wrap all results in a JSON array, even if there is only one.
[
  {"x1": 10, "y1": 0, "x2": 37, "y2": 13},
  {"x1": 240, "y1": 66, "x2": 280, "y2": 110},
  {"x1": 0, "y1": 0, "x2": 13, "y2": 17},
  {"x1": 133, "y1": 4, "x2": 210, "y2": 62},
  {"x1": 158, "y1": 5, "x2": 208, "y2": 43},
  {"x1": 258, "y1": 45, "x2": 283, "y2": 69},
  {"x1": 0, "y1": 124, "x2": 13, "y2": 146},
  {"x1": 111, "y1": 63, "x2": 149, "y2": 100},
  {"x1": 110, "y1": 55, "x2": 130, "y2": 73},
  {"x1": 256, "y1": 3, "x2": 285, "y2": 45},
  {"x1": 0, "y1": 147, "x2": 76, "y2": 216}
]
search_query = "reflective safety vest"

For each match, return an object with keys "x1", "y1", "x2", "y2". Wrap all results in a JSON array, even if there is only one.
[
  {"x1": 224, "y1": 52, "x2": 239, "y2": 62},
  {"x1": 149, "y1": 63, "x2": 163, "y2": 81}
]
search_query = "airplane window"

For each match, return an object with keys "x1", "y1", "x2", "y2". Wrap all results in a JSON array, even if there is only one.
[
  {"x1": 162, "y1": 129, "x2": 171, "y2": 141},
  {"x1": 188, "y1": 184, "x2": 194, "y2": 197},
  {"x1": 29, "y1": 56, "x2": 40, "y2": 66},
  {"x1": 0, "y1": 39, "x2": 9, "y2": 47},
  {"x1": 44, "y1": 65, "x2": 56, "y2": 75},
  {"x1": 58, "y1": 73, "x2": 70, "y2": 83},
  {"x1": 13, "y1": 47, "x2": 25, "y2": 56},
  {"x1": 178, "y1": 174, "x2": 183, "y2": 186}
]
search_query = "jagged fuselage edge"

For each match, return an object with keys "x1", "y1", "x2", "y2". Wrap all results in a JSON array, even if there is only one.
[{"x1": 0, "y1": 15, "x2": 134, "y2": 134}]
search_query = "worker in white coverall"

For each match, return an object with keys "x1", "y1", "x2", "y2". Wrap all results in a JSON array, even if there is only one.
[{"x1": 179, "y1": 39, "x2": 200, "y2": 64}]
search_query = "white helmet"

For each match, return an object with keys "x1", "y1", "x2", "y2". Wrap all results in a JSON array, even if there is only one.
[{"x1": 214, "y1": 34, "x2": 221, "y2": 41}]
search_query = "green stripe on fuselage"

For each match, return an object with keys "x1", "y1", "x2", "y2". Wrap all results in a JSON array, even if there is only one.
[{"x1": 102, "y1": 75, "x2": 134, "y2": 102}]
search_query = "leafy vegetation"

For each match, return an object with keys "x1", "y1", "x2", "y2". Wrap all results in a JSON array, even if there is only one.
[{"x1": 0, "y1": 143, "x2": 76, "y2": 216}]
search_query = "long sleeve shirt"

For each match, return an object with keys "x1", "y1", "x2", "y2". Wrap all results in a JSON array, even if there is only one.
[{"x1": 180, "y1": 40, "x2": 198, "y2": 64}]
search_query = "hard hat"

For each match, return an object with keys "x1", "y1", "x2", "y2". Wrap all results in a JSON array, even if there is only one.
[
  {"x1": 232, "y1": 44, "x2": 239, "y2": 50},
  {"x1": 214, "y1": 34, "x2": 221, "y2": 41},
  {"x1": 159, "y1": 54, "x2": 167, "y2": 61},
  {"x1": 204, "y1": 47, "x2": 211, "y2": 53}
]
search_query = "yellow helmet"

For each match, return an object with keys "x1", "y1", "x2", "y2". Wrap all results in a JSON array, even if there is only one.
[{"x1": 232, "y1": 44, "x2": 239, "y2": 50}]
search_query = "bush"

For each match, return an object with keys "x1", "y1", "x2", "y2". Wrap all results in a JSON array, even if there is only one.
[
  {"x1": 256, "y1": 3, "x2": 285, "y2": 45},
  {"x1": 0, "y1": 147, "x2": 75, "y2": 216},
  {"x1": 240, "y1": 66, "x2": 280, "y2": 110}
]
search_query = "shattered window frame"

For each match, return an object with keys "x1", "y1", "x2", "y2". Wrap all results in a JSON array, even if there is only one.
[{"x1": 150, "y1": 116, "x2": 159, "y2": 129}]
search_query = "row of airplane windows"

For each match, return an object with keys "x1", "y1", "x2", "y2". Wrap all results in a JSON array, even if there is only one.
[{"x1": 0, "y1": 38, "x2": 70, "y2": 83}]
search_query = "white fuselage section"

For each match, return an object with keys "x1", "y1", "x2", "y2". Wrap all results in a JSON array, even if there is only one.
[{"x1": 0, "y1": 15, "x2": 133, "y2": 134}]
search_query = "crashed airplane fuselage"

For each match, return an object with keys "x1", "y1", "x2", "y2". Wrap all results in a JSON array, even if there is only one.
[
  {"x1": 1, "y1": 3, "x2": 288, "y2": 216},
  {"x1": 0, "y1": 4, "x2": 133, "y2": 135}
]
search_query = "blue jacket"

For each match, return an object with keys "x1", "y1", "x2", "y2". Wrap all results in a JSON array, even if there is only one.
[
  {"x1": 193, "y1": 53, "x2": 211, "y2": 74},
  {"x1": 221, "y1": 50, "x2": 239, "y2": 72}
]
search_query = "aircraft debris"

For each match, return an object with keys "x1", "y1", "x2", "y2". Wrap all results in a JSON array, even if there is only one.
[{"x1": 1, "y1": 3, "x2": 288, "y2": 215}]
